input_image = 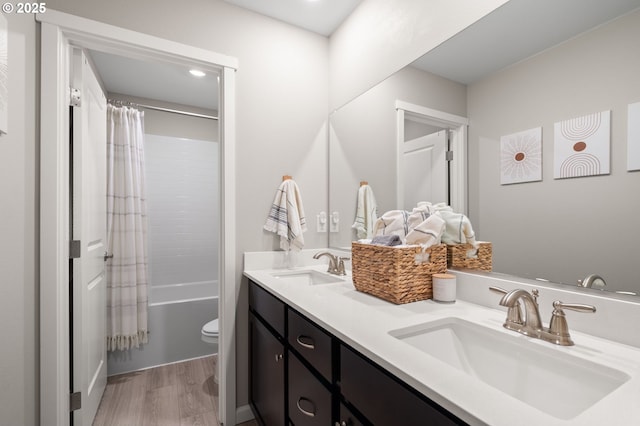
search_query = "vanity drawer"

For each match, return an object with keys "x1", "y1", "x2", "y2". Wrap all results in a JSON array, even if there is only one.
[
  {"x1": 288, "y1": 308, "x2": 332, "y2": 382},
  {"x1": 288, "y1": 352, "x2": 332, "y2": 426},
  {"x1": 249, "y1": 281, "x2": 285, "y2": 337},
  {"x1": 340, "y1": 344, "x2": 465, "y2": 426}
]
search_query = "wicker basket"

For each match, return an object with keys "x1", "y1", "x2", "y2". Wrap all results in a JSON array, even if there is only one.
[
  {"x1": 446, "y1": 242, "x2": 492, "y2": 271},
  {"x1": 351, "y1": 242, "x2": 447, "y2": 304}
]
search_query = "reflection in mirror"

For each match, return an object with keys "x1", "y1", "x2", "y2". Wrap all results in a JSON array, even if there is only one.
[
  {"x1": 328, "y1": 67, "x2": 466, "y2": 249},
  {"x1": 328, "y1": 1, "x2": 640, "y2": 296}
]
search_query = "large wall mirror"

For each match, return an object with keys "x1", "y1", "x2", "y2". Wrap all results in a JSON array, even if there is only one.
[{"x1": 328, "y1": 0, "x2": 640, "y2": 296}]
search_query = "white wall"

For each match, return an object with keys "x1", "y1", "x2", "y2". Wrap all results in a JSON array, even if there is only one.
[
  {"x1": 467, "y1": 10, "x2": 640, "y2": 290},
  {"x1": 329, "y1": 0, "x2": 509, "y2": 110},
  {"x1": 0, "y1": 14, "x2": 38, "y2": 426}
]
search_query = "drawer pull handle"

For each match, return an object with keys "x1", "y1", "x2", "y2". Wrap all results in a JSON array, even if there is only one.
[
  {"x1": 296, "y1": 335, "x2": 315, "y2": 350},
  {"x1": 296, "y1": 397, "x2": 316, "y2": 417},
  {"x1": 274, "y1": 353, "x2": 283, "y2": 362}
]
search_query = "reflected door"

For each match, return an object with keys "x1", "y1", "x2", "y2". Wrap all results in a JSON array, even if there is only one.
[{"x1": 401, "y1": 129, "x2": 448, "y2": 210}]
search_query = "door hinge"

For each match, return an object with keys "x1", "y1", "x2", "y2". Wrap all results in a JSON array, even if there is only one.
[
  {"x1": 70, "y1": 391, "x2": 82, "y2": 411},
  {"x1": 70, "y1": 240, "x2": 81, "y2": 259},
  {"x1": 446, "y1": 151, "x2": 454, "y2": 161},
  {"x1": 70, "y1": 87, "x2": 81, "y2": 107}
]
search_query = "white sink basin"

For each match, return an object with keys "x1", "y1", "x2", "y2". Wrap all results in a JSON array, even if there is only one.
[
  {"x1": 270, "y1": 269, "x2": 344, "y2": 285},
  {"x1": 389, "y1": 317, "x2": 629, "y2": 420}
]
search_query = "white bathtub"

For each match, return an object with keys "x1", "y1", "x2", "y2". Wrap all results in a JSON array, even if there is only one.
[{"x1": 108, "y1": 280, "x2": 219, "y2": 375}]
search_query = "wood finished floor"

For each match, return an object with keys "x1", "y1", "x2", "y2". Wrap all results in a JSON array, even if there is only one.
[{"x1": 93, "y1": 355, "x2": 258, "y2": 426}]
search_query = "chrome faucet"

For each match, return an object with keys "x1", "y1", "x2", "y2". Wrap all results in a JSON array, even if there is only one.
[
  {"x1": 313, "y1": 251, "x2": 350, "y2": 276},
  {"x1": 578, "y1": 274, "x2": 606, "y2": 288},
  {"x1": 499, "y1": 288, "x2": 543, "y2": 337},
  {"x1": 490, "y1": 287, "x2": 596, "y2": 346}
]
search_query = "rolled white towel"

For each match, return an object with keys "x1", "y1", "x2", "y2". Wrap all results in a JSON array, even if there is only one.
[
  {"x1": 372, "y1": 210, "x2": 410, "y2": 239},
  {"x1": 405, "y1": 214, "x2": 446, "y2": 248}
]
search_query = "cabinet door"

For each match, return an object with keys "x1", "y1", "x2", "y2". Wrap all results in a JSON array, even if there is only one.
[
  {"x1": 340, "y1": 344, "x2": 465, "y2": 426},
  {"x1": 337, "y1": 402, "x2": 367, "y2": 426},
  {"x1": 288, "y1": 352, "x2": 332, "y2": 426},
  {"x1": 250, "y1": 313, "x2": 286, "y2": 426}
]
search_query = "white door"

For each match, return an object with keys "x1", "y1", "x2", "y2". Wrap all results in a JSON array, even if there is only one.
[
  {"x1": 401, "y1": 129, "x2": 448, "y2": 210},
  {"x1": 71, "y1": 48, "x2": 108, "y2": 425}
]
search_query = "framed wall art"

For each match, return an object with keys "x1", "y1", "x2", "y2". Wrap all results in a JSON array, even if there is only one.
[
  {"x1": 554, "y1": 111, "x2": 610, "y2": 179},
  {"x1": 500, "y1": 127, "x2": 542, "y2": 185}
]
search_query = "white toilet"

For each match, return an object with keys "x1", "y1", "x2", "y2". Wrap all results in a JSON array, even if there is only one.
[
  {"x1": 201, "y1": 318, "x2": 219, "y2": 344},
  {"x1": 202, "y1": 318, "x2": 220, "y2": 383}
]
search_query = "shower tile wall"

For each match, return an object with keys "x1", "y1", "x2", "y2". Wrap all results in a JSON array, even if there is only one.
[{"x1": 145, "y1": 133, "x2": 219, "y2": 287}]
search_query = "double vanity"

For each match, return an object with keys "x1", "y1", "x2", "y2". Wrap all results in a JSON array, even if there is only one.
[{"x1": 244, "y1": 250, "x2": 640, "y2": 425}]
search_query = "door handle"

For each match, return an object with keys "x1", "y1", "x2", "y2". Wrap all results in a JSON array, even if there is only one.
[{"x1": 103, "y1": 252, "x2": 114, "y2": 262}]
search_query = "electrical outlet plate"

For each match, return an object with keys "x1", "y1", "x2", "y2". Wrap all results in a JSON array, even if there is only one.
[
  {"x1": 330, "y1": 211, "x2": 339, "y2": 233},
  {"x1": 316, "y1": 212, "x2": 327, "y2": 232}
]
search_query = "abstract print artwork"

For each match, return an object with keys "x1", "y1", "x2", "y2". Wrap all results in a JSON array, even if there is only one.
[
  {"x1": 500, "y1": 127, "x2": 542, "y2": 185},
  {"x1": 628, "y1": 102, "x2": 640, "y2": 171},
  {"x1": 554, "y1": 111, "x2": 610, "y2": 179}
]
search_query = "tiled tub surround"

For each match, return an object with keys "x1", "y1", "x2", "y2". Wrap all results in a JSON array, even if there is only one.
[
  {"x1": 244, "y1": 250, "x2": 640, "y2": 425},
  {"x1": 145, "y1": 133, "x2": 219, "y2": 288}
]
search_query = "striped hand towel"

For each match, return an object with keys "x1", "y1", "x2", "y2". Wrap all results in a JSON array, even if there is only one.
[{"x1": 264, "y1": 179, "x2": 307, "y2": 251}]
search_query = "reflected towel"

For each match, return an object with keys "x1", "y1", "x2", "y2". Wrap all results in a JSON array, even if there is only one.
[
  {"x1": 417, "y1": 202, "x2": 477, "y2": 247},
  {"x1": 352, "y1": 184, "x2": 378, "y2": 239},
  {"x1": 264, "y1": 179, "x2": 307, "y2": 251}
]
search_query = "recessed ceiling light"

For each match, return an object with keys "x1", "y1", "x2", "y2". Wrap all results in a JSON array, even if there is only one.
[{"x1": 189, "y1": 69, "x2": 206, "y2": 77}]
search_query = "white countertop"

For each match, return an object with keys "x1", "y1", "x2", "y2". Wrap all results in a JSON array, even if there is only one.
[{"x1": 244, "y1": 262, "x2": 640, "y2": 426}]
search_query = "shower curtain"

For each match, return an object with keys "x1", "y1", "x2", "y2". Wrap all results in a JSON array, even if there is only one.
[{"x1": 106, "y1": 104, "x2": 149, "y2": 351}]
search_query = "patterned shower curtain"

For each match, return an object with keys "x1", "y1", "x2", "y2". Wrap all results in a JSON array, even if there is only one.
[{"x1": 106, "y1": 104, "x2": 149, "y2": 351}]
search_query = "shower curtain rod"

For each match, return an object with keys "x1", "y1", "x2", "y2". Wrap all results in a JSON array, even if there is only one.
[{"x1": 108, "y1": 99, "x2": 218, "y2": 121}]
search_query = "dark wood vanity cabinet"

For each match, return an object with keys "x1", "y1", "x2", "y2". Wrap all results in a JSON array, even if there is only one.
[
  {"x1": 249, "y1": 283, "x2": 286, "y2": 426},
  {"x1": 248, "y1": 280, "x2": 467, "y2": 426}
]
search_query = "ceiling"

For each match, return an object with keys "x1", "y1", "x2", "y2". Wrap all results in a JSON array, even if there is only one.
[
  {"x1": 412, "y1": 0, "x2": 640, "y2": 84},
  {"x1": 223, "y1": 0, "x2": 363, "y2": 36},
  {"x1": 89, "y1": 50, "x2": 219, "y2": 110}
]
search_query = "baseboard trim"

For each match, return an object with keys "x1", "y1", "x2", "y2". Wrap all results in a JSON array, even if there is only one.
[{"x1": 236, "y1": 404, "x2": 254, "y2": 424}]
